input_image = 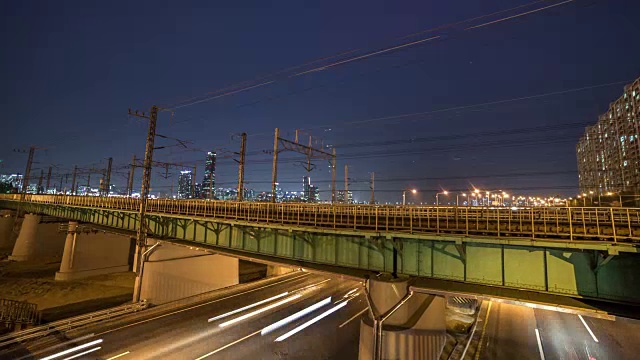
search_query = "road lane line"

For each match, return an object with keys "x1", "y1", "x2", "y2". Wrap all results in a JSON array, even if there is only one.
[
  {"x1": 339, "y1": 308, "x2": 368, "y2": 328},
  {"x1": 61, "y1": 347, "x2": 101, "y2": 360},
  {"x1": 262, "y1": 297, "x2": 332, "y2": 335},
  {"x1": 95, "y1": 273, "x2": 310, "y2": 336},
  {"x1": 105, "y1": 351, "x2": 131, "y2": 360},
  {"x1": 208, "y1": 292, "x2": 289, "y2": 322},
  {"x1": 15, "y1": 334, "x2": 97, "y2": 360},
  {"x1": 578, "y1": 315, "x2": 599, "y2": 343},
  {"x1": 473, "y1": 301, "x2": 493, "y2": 360},
  {"x1": 194, "y1": 330, "x2": 261, "y2": 359},
  {"x1": 40, "y1": 339, "x2": 103, "y2": 360},
  {"x1": 534, "y1": 329, "x2": 546, "y2": 360},
  {"x1": 275, "y1": 301, "x2": 348, "y2": 341},
  {"x1": 209, "y1": 278, "x2": 330, "y2": 323},
  {"x1": 219, "y1": 294, "x2": 302, "y2": 327}
]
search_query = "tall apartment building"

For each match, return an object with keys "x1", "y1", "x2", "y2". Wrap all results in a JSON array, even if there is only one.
[
  {"x1": 201, "y1": 151, "x2": 216, "y2": 199},
  {"x1": 177, "y1": 170, "x2": 193, "y2": 199},
  {"x1": 577, "y1": 77, "x2": 640, "y2": 194}
]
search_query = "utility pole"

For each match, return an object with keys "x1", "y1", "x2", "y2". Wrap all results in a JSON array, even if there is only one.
[
  {"x1": 86, "y1": 173, "x2": 91, "y2": 196},
  {"x1": 271, "y1": 128, "x2": 279, "y2": 203},
  {"x1": 331, "y1": 148, "x2": 336, "y2": 203},
  {"x1": 104, "y1": 157, "x2": 113, "y2": 196},
  {"x1": 237, "y1": 132, "x2": 246, "y2": 202},
  {"x1": 191, "y1": 165, "x2": 197, "y2": 199},
  {"x1": 129, "y1": 106, "x2": 158, "y2": 303},
  {"x1": 21, "y1": 146, "x2": 35, "y2": 199},
  {"x1": 37, "y1": 170, "x2": 44, "y2": 194},
  {"x1": 128, "y1": 155, "x2": 136, "y2": 196},
  {"x1": 370, "y1": 172, "x2": 375, "y2": 205},
  {"x1": 71, "y1": 166, "x2": 78, "y2": 195},
  {"x1": 46, "y1": 166, "x2": 52, "y2": 194},
  {"x1": 344, "y1": 164, "x2": 348, "y2": 204}
]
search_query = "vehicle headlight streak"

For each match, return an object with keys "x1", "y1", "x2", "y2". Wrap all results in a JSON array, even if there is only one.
[
  {"x1": 39, "y1": 339, "x2": 103, "y2": 360},
  {"x1": 218, "y1": 294, "x2": 302, "y2": 327},
  {"x1": 61, "y1": 347, "x2": 101, "y2": 360},
  {"x1": 208, "y1": 292, "x2": 289, "y2": 322},
  {"x1": 260, "y1": 297, "x2": 332, "y2": 335},
  {"x1": 274, "y1": 301, "x2": 348, "y2": 342}
]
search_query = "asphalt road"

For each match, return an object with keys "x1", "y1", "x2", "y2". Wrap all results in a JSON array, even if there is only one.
[
  {"x1": 6, "y1": 272, "x2": 369, "y2": 360},
  {"x1": 476, "y1": 301, "x2": 640, "y2": 360}
]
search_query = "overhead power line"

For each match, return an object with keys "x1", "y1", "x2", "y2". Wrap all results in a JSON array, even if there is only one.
[{"x1": 163, "y1": 0, "x2": 577, "y2": 111}]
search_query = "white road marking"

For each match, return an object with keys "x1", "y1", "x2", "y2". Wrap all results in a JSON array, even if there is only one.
[
  {"x1": 16, "y1": 334, "x2": 96, "y2": 360},
  {"x1": 275, "y1": 301, "x2": 348, "y2": 341},
  {"x1": 208, "y1": 292, "x2": 289, "y2": 322},
  {"x1": 535, "y1": 328, "x2": 546, "y2": 360},
  {"x1": 578, "y1": 315, "x2": 599, "y2": 343},
  {"x1": 95, "y1": 273, "x2": 309, "y2": 336},
  {"x1": 219, "y1": 294, "x2": 302, "y2": 327},
  {"x1": 339, "y1": 308, "x2": 367, "y2": 328},
  {"x1": 40, "y1": 339, "x2": 103, "y2": 360},
  {"x1": 194, "y1": 330, "x2": 261, "y2": 360},
  {"x1": 106, "y1": 351, "x2": 131, "y2": 360},
  {"x1": 261, "y1": 297, "x2": 332, "y2": 335},
  {"x1": 61, "y1": 347, "x2": 101, "y2": 360},
  {"x1": 473, "y1": 301, "x2": 493, "y2": 360}
]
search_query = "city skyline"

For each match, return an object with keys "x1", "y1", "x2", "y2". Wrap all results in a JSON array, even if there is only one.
[{"x1": 2, "y1": 1, "x2": 640, "y2": 203}]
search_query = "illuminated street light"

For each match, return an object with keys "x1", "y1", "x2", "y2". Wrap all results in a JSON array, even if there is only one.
[
  {"x1": 402, "y1": 188, "x2": 417, "y2": 206},
  {"x1": 457, "y1": 193, "x2": 467, "y2": 206},
  {"x1": 436, "y1": 191, "x2": 449, "y2": 206}
]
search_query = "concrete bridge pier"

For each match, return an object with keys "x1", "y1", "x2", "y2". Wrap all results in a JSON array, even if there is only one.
[
  {"x1": 359, "y1": 275, "x2": 446, "y2": 360},
  {"x1": 9, "y1": 214, "x2": 66, "y2": 261},
  {"x1": 0, "y1": 210, "x2": 17, "y2": 249},
  {"x1": 133, "y1": 239, "x2": 239, "y2": 305},
  {"x1": 55, "y1": 222, "x2": 133, "y2": 281}
]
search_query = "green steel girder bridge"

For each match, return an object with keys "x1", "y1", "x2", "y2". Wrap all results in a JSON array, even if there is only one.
[{"x1": 2, "y1": 194, "x2": 640, "y2": 312}]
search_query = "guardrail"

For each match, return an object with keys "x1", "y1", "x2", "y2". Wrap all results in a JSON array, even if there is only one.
[
  {"x1": 2, "y1": 194, "x2": 640, "y2": 242},
  {"x1": 0, "y1": 300, "x2": 147, "y2": 348},
  {"x1": 0, "y1": 299, "x2": 39, "y2": 327}
]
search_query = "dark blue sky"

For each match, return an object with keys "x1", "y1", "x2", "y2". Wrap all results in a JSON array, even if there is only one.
[{"x1": 2, "y1": 0, "x2": 639, "y2": 203}]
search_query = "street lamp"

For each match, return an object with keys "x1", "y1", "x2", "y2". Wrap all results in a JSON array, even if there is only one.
[
  {"x1": 402, "y1": 188, "x2": 417, "y2": 206},
  {"x1": 457, "y1": 193, "x2": 467, "y2": 206},
  {"x1": 436, "y1": 190, "x2": 448, "y2": 206}
]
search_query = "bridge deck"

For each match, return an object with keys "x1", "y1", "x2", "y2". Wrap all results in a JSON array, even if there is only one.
[{"x1": 3, "y1": 194, "x2": 640, "y2": 243}]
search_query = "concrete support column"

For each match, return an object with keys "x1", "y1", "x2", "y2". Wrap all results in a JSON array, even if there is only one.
[
  {"x1": 359, "y1": 275, "x2": 446, "y2": 360},
  {"x1": 0, "y1": 211, "x2": 17, "y2": 249},
  {"x1": 9, "y1": 214, "x2": 41, "y2": 261},
  {"x1": 58, "y1": 221, "x2": 79, "y2": 274},
  {"x1": 55, "y1": 223, "x2": 132, "y2": 281}
]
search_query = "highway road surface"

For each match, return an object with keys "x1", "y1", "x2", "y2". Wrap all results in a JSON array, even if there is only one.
[
  {"x1": 475, "y1": 300, "x2": 640, "y2": 360},
  {"x1": 4, "y1": 272, "x2": 369, "y2": 360}
]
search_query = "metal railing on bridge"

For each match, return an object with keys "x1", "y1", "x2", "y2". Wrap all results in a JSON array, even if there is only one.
[{"x1": 2, "y1": 194, "x2": 640, "y2": 243}]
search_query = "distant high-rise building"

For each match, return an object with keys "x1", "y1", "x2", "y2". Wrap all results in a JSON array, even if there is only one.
[
  {"x1": 302, "y1": 176, "x2": 311, "y2": 201},
  {"x1": 202, "y1": 151, "x2": 216, "y2": 199},
  {"x1": 336, "y1": 190, "x2": 353, "y2": 204},
  {"x1": 309, "y1": 185, "x2": 319, "y2": 202},
  {"x1": 577, "y1": 77, "x2": 640, "y2": 194},
  {"x1": 194, "y1": 183, "x2": 202, "y2": 199},
  {"x1": 178, "y1": 170, "x2": 193, "y2": 199}
]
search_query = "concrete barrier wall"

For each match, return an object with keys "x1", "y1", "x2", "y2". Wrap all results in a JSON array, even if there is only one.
[
  {"x1": 140, "y1": 241, "x2": 239, "y2": 304},
  {"x1": 359, "y1": 277, "x2": 446, "y2": 360}
]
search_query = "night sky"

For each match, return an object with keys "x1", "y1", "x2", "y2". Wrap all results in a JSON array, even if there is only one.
[{"x1": 2, "y1": 0, "x2": 639, "y2": 203}]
